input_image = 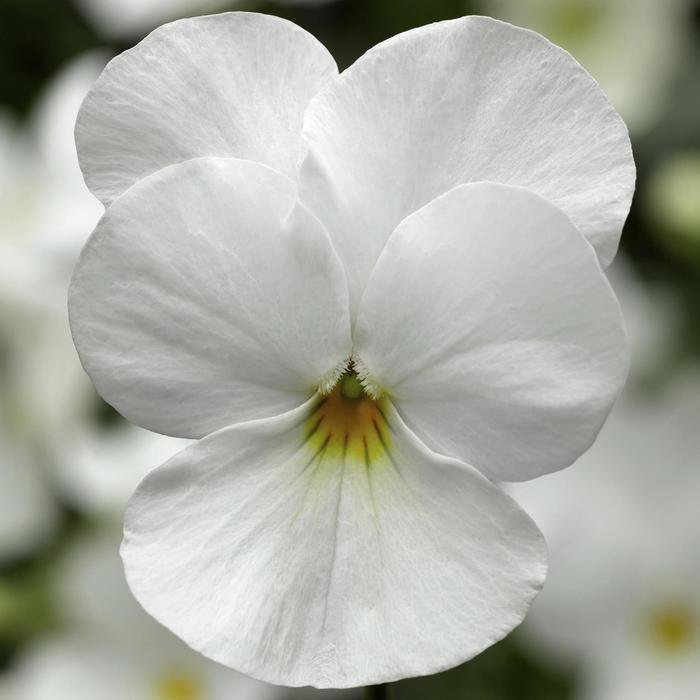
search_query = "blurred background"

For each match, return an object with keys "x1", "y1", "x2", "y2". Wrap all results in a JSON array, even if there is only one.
[{"x1": 0, "y1": 0, "x2": 699, "y2": 698}]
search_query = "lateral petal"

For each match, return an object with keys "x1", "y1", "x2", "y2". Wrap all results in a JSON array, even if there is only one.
[
  {"x1": 353, "y1": 182, "x2": 628, "y2": 482},
  {"x1": 69, "y1": 158, "x2": 351, "y2": 438}
]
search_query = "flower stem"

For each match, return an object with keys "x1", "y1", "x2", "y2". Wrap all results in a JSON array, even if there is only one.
[{"x1": 364, "y1": 683, "x2": 390, "y2": 700}]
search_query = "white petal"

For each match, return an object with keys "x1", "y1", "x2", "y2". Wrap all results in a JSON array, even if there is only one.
[
  {"x1": 353, "y1": 182, "x2": 628, "y2": 482},
  {"x1": 76, "y1": 12, "x2": 337, "y2": 205},
  {"x1": 122, "y1": 396, "x2": 547, "y2": 688},
  {"x1": 299, "y1": 15, "x2": 634, "y2": 310},
  {"x1": 69, "y1": 157, "x2": 351, "y2": 438}
]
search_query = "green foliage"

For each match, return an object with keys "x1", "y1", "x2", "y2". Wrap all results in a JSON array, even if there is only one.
[{"x1": 0, "y1": 0, "x2": 99, "y2": 116}]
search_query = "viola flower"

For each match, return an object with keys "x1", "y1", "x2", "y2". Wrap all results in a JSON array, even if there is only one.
[
  {"x1": 601, "y1": 257, "x2": 679, "y2": 384},
  {"x1": 69, "y1": 13, "x2": 634, "y2": 688},
  {"x1": 3, "y1": 636, "x2": 276, "y2": 700},
  {"x1": 0, "y1": 53, "x2": 105, "y2": 309},
  {"x1": 57, "y1": 423, "x2": 188, "y2": 515},
  {"x1": 74, "y1": 0, "x2": 338, "y2": 39},
  {"x1": 511, "y1": 372, "x2": 700, "y2": 700},
  {"x1": 0, "y1": 415, "x2": 58, "y2": 562},
  {"x1": 0, "y1": 529, "x2": 279, "y2": 700}
]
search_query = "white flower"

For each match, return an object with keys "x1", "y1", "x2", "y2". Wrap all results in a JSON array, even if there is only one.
[
  {"x1": 5, "y1": 638, "x2": 242, "y2": 700},
  {"x1": 510, "y1": 372, "x2": 700, "y2": 700},
  {"x1": 75, "y1": 0, "x2": 337, "y2": 38},
  {"x1": 68, "y1": 13, "x2": 633, "y2": 688},
  {"x1": 1, "y1": 530, "x2": 280, "y2": 700},
  {"x1": 0, "y1": 413, "x2": 58, "y2": 562},
  {"x1": 12, "y1": 303, "x2": 189, "y2": 516},
  {"x1": 74, "y1": 0, "x2": 232, "y2": 38},
  {"x1": 57, "y1": 426, "x2": 189, "y2": 515},
  {"x1": 604, "y1": 256, "x2": 680, "y2": 384},
  {"x1": 0, "y1": 54, "x2": 105, "y2": 311}
]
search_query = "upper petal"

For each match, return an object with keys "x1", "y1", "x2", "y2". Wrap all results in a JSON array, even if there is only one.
[
  {"x1": 299, "y1": 15, "x2": 635, "y2": 311},
  {"x1": 122, "y1": 397, "x2": 546, "y2": 688},
  {"x1": 69, "y1": 157, "x2": 351, "y2": 438},
  {"x1": 76, "y1": 12, "x2": 338, "y2": 205},
  {"x1": 353, "y1": 182, "x2": 629, "y2": 482}
]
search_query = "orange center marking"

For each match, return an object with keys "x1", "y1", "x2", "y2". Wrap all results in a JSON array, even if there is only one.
[{"x1": 305, "y1": 372, "x2": 391, "y2": 467}]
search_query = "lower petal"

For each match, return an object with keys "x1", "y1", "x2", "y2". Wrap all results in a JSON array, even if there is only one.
[{"x1": 122, "y1": 394, "x2": 547, "y2": 688}]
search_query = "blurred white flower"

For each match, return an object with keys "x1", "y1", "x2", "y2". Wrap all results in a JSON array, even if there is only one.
[
  {"x1": 0, "y1": 52, "x2": 188, "y2": 517},
  {"x1": 0, "y1": 415, "x2": 58, "y2": 562},
  {"x1": 6, "y1": 638, "x2": 200, "y2": 700},
  {"x1": 75, "y1": 0, "x2": 337, "y2": 39},
  {"x1": 2, "y1": 529, "x2": 283, "y2": 699},
  {"x1": 605, "y1": 256, "x2": 680, "y2": 383},
  {"x1": 4, "y1": 635, "x2": 278, "y2": 700},
  {"x1": 6, "y1": 529, "x2": 280, "y2": 700},
  {"x1": 0, "y1": 54, "x2": 104, "y2": 311},
  {"x1": 482, "y1": 0, "x2": 692, "y2": 135},
  {"x1": 69, "y1": 13, "x2": 633, "y2": 687},
  {"x1": 0, "y1": 114, "x2": 37, "y2": 305},
  {"x1": 74, "y1": 0, "x2": 231, "y2": 38},
  {"x1": 511, "y1": 372, "x2": 700, "y2": 700},
  {"x1": 58, "y1": 425, "x2": 190, "y2": 514}
]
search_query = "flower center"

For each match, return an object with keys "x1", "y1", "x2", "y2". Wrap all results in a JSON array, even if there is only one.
[
  {"x1": 305, "y1": 370, "x2": 391, "y2": 468},
  {"x1": 154, "y1": 671, "x2": 203, "y2": 700},
  {"x1": 647, "y1": 603, "x2": 696, "y2": 654}
]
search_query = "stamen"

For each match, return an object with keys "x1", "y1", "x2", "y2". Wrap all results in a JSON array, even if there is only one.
[
  {"x1": 317, "y1": 357, "x2": 351, "y2": 395},
  {"x1": 350, "y1": 354, "x2": 383, "y2": 399},
  {"x1": 154, "y1": 670, "x2": 203, "y2": 700},
  {"x1": 647, "y1": 602, "x2": 696, "y2": 653}
]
